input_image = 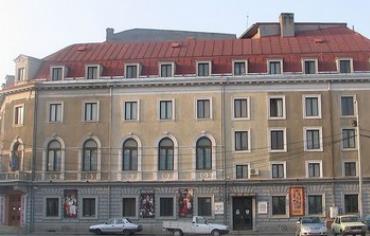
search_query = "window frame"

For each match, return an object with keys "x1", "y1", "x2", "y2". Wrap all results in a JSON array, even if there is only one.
[
  {"x1": 270, "y1": 195, "x2": 288, "y2": 217},
  {"x1": 85, "y1": 64, "x2": 101, "y2": 80},
  {"x1": 302, "y1": 94, "x2": 321, "y2": 119},
  {"x1": 159, "y1": 62, "x2": 175, "y2": 77},
  {"x1": 47, "y1": 101, "x2": 64, "y2": 123},
  {"x1": 232, "y1": 60, "x2": 248, "y2": 76},
  {"x1": 267, "y1": 59, "x2": 283, "y2": 74},
  {"x1": 340, "y1": 95, "x2": 355, "y2": 118},
  {"x1": 158, "y1": 99, "x2": 175, "y2": 121},
  {"x1": 301, "y1": 58, "x2": 318, "y2": 74},
  {"x1": 343, "y1": 193, "x2": 359, "y2": 214},
  {"x1": 122, "y1": 138, "x2": 139, "y2": 171},
  {"x1": 124, "y1": 63, "x2": 141, "y2": 78},
  {"x1": 232, "y1": 96, "x2": 250, "y2": 120},
  {"x1": 234, "y1": 163, "x2": 250, "y2": 179},
  {"x1": 196, "y1": 195, "x2": 214, "y2": 217},
  {"x1": 307, "y1": 194, "x2": 325, "y2": 216},
  {"x1": 50, "y1": 65, "x2": 66, "y2": 81},
  {"x1": 342, "y1": 161, "x2": 357, "y2": 177},
  {"x1": 336, "y1": 58, "x2": 353, "y2": 74},
  {"x1": 341, "y1": 128, "x2": 357, "y2": 150},
  {"x1": 270, "y1": 161, "x2": 287, "y2": 179},
  {"x1": 16, "y1": 67, "x2": 25, "y2": 82},
  {"x1": 195, "y1": 137, "x2": 213, "y2": 171},
  {"x1": 122, "y1": 196, "x2": 138, "y2": 218},
  {"x1": 80, "y1": 196, "x2": 98, "y2": 219},
  {"x1": 123, "y1": 100, "x2": 140, "y2": 122},
  {"x1": 82, "y1": 101, "x2": 100, "y2": 122},
  {"x1": 158, "y1": 138, "x2": 175, "y2": 171},
  {"x1": 196, "y1": 61, "x2": 212, "y2": 77},
  {"x1": 195, "y1": 97, "x2": 213, "y2": 120},
  {"x1": 82, "y1": 139, "x2": 98, "y2": 172},
  {"x1": 268, "y1": 128, "x2": 287, "y2": 152},
  {"x1": 305, "y1": 160, "x2": 323, "y2": 178},
  {"x1": 268, "y1": 95, "x2": 286, "y2": 120},
  {"x1": 232, "y1": 129, "x2": 251, "y2": 152},
  {"x1": 44, "y1": 196, "x2": 61, "y2": 219},
  {"x1": 303, "y1": 127, "x2": 323, "y2": 152},
  {"x1": 13, "y1": 104, "x2": 24, "y2": 126},
  {"x1": 157, "y1": 195, "x2": 176, "y2": 219}
]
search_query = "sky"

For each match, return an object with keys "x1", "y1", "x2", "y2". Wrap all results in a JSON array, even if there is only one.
[{"x1": 0, "y1": 0, "x2": 369, "y2": 82}]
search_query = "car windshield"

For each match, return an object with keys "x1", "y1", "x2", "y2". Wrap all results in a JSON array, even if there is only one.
[
  {"x1": 302, "y1": 217, "x2": 321, "y2": 224},
  {"x1": 341, "y1": 216, "x2": 360, "y2": 222},
  {"x1": 197, "y1": 217, "x2": 208, "y2": 224},
  {"x1": 126, "y1": 218, "x2": 132, "y2": 223},
  {"x1": 107, "y1": 219, "x2": 115, "y2": 224}
]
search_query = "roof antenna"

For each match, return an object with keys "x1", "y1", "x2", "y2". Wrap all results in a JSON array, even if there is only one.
[
  {"x1": 352, "y1": 25, "x2": 355, "y2": 31},
  {"x1": 246, "y1": 13, "x2": 249, "y2": 28}
]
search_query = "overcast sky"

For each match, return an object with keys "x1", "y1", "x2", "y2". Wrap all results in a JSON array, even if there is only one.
[{"x1": 1, "y1": 0, "x2": 369, "y2": 82}]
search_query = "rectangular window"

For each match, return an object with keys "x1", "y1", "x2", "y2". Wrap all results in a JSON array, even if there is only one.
[
  {"x1": 84, "y1": 102, "x2": 98, "y2": 121},
  {"x1": 272, "y1": 196, "x2": 286, "y2": 215},
  {"x1": 236, "y1": 165, "x2": 249, "y2": 179},
  {"x1": 272, "y1": 163, "x2": 285, "y2": 178},
  {"x1": 122, "y1": 198, "x2": 136, "y2": 217},
  {"x1": 270, "y1": 130, "x2": 285, "y2": 151},
  {"x1": 51, "y1": 67, "x2": 63, "y2": 81},
  {"x1": 308, "y1": 162, "x2": 321, "y2": 178},
  {"x1": 268, "y1": 61, "x2": 282, "y2": 74},
  {"x1": 87, "y1": 66, "x2": 98, "y2": 80},
  {"x1": 124, "y1": 101, "x2": 138, "y2": 121},
  {"x1": 197, "y1": 99, "x2": 211, "y2": 119},
  {"x1": 160, "y1": 64, "x2": 173, "y2": 77},
  {"x1": 17, "y1": 68, "x2": 25, "y2": 81},
  {"x1": 342, "y1": 129, "x2": 356, "y2": 149},
  {"x1": 234, "y1": 98, "x2": 248, "y2": 119},
  {"x1": 197, "y1": 197, "x2": 212, "y2": 216},
  {"x1": 344, "y1": 162, "x2": 356, "y2": 177},
  {"x1": 46, "y1": 198, "x2": 59, "y2": 217},
  {"x1": 14, "y1": 105, "x2": 24, "y2": 125},
  {"x1": 338, "y1": 59, "x2": 352, "y2": 73},
  {"x1": 233, "y1": 61, "x2": 246, "y2": 75},
  {"x1": 82, "y1": 198, "x2": 96, "y2": 217},
  {"x1": 341, "y1": 96, "x2": 354, "y2": 116},
  {"x1": 269, "y1": 97, "x2": 284, "y2": 118},
  {"x1": 126, "y1": 65, "x2": 138, "y2": 78},
  {"x1": 234, "y1": 131, "x2": 249, "y2": 151},
  {"x1": 303, "y1": 60, "x2": 317, "y2": 74},
  {"x1": 308, "y1": 195, "x2": 322, "y2": 215},
  {"x1": 49, "y1": 103, "x2": 62, "y2": 122},
  {"x1": 305, "y1": 129, "x2": 321, "y2": 150},
  {"x1": 304, "y1": 96, "x2": 320, "y2": 118},
  {"x1": 160, "y1": 198, "x2": 174, "y2": 217},
  {"x1": 197, "y1": 62, "x2": 210, "y2": 76},
  {"x1": 160, "y1": 100, "x2": 173, "y2": 120},
  {"x1": 344, "y1": 194, "x2": 358, "y2": 213}
]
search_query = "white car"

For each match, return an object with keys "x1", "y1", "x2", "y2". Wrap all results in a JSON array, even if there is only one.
[
  {"x1": 331, "y1": 215, "x2": 366, "y2": 236},
  {"x1": 296, "y1": 216, "x2": 327, "y2": 236},
  {"x1": 163, "y1": 216, "x2": 229, "y2": 236},
  {"x1": 89, "y1": 217, "x2": 143, "y2": 235}
]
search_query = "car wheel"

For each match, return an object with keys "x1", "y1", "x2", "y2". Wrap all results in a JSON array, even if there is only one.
[
  {"x1": 95, "y1": 229, "x2": 102, "y2": 235},
  {"x1": 173, "y1": 229, "x2": 182, "y2": 236},
  {"x1": 211, "y1": 230, "x2": 220, "y2": 236},
  {"x1": 122, "y1": 229, "x2": 129, "y2": 236}
]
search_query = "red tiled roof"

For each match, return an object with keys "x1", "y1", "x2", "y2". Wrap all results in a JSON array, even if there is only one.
[{"x1": 36, "y1": 27, "x2": 370, "y2": 79}]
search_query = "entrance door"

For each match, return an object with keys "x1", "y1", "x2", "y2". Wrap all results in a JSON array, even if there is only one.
[
  {"x1": 8, "y1": 194, "x2": 21, "y2": 226},
  {"x1": 232, "y1": 196, "x2": 253, "y2": 230}
]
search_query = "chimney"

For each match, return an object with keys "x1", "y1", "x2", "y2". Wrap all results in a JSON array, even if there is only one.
[
  {"x1": 279, "y1": 13, "x2": 295, "y2": 37},
  {"x1": 106, "y1": 27, "x2": 115, "y2": 41}
]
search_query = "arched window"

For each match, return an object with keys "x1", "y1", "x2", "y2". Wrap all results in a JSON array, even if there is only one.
[
  {"x1": 122, "y1": 139, "x2": 138, "y2": 171},
  {"x1": 196, "y1": 137, "x2": 212, "y2": 170},
  {"x1": 82, "y1": 139, "x2": 97, "y2": 171},
  {"x1": 158, "y1": 138, "x2": 174, "y2": 171},
  {"x1": 10, "y1": 141, "x2": 22, "y2": 171},
  {"x1": 47, "y1": 140, "x2": 61, "y2": 171}
]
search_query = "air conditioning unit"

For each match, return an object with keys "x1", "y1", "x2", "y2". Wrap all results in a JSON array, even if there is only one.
[{"x1": 250, "y1": 168, "x2": 259, "y2": 176}]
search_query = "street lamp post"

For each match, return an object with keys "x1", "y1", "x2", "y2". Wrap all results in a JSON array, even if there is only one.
[{"x1": 354, "y1": 95, "x2": 363, "y2": 218}]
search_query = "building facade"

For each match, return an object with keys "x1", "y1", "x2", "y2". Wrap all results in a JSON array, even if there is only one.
[{"x1": 1, "y1": 13, "x2": 370, "y2": 234}]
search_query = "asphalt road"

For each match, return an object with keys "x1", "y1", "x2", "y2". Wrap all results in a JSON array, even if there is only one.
[{"x1": 7, "y1": 233, "x2": 369, "y2": 236}]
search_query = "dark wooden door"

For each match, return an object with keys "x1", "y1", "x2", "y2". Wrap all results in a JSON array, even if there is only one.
[
  {"x1": 8, "y1": 194, "x2": 21, "y2": 226},
  {"x1": 232, "y1": 197, "x2": 253, "y2": 230}
]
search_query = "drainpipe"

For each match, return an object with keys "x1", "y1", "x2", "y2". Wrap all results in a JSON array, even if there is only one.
[
  {"x1": 30, "y1": 86, "x2": 38, "y2": 232},
  {"x1": 354, "y1": 95, "x2": 363, "y2": 218},
  {"x1": 221, "y1": 80, "x2": 228, "y2": 225},
  {"x1": 328, "y1": 83, "x2": 336, "y2": 215},
  {"x1": 108, "y1": 86, "x2": 113, "y2": 218}
]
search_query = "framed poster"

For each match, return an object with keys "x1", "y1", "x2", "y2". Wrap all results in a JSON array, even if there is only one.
[
  {"x1": 257, "y1": 201, "x2": 268, "y2": 214},
  {"x1": 139, "y1": 193, "x2": 155, "y2": 218},
  {"x1": 289, "y1": 187, "x2": 305, "y2": 216},
  {"x1": 64, "y1": 189, "x2": 78, "y2": 218},
  {"x1": 178, "y1": 188, "x2": 193, "y2": 217},
  {"x1": 214, "y1": 202, "x2": 224, "y2": 215}
]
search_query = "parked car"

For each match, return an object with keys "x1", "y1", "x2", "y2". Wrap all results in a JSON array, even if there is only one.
[
  {"x1": 89, "y1": 217, "x2": 143, "y2": 235},
  {"x1": 296, "y1": 216, "x2": 327, "y2": 236},
  {"x1": 331, "y1": 215, "x2": 366, "y2": 236},
  {"x1": 364, "y1": 215, "x2": 370, "y2": 230},
  {"x1": 163, "y1": 216, "x2": 229, "y2": 236}
]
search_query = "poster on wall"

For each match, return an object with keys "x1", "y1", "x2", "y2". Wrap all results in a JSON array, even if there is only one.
[
  {"x1": 214, "y1": 202, "x2": 224, "y2": 215},
  {"x1": 178, "y1": 188, "x2": 193, "y2": 217},
  {"x1": 289, "y1": 187, "x2": 305, "y2": 216},
  {"x1": 64, "y1": 189, "x2": 78, "y2": 218},
  {"x1": 139, "y1": 193, "x2": 155, "y2": 218},
  {"x1": 257, "y1": 201, "x2": 268, "y2": 214}
]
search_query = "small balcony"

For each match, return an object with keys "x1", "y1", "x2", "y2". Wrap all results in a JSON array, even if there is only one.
[{"x1": 0, "y1": 171, "x2": 32, "y2": 181}]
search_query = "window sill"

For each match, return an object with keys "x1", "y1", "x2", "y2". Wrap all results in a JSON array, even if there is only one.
[
  {"x1": 80, "y1": 216, "x2": 98, "y2": 220},
  {"x1": 303, "y1": 116, "x2": 322, "y2": 119},
  {"x1": 268, "y1": 117, "x2": 286, "y2": 120},
  {"x1": 48, "y1": 121, "x2": 63, "y2": 124},
  {"x1": 232, "y1": 117, "x2": 250, "y2": 121},
  {"x1": 81, "y1": 120, "x2": 99, "y2": 123},
  {"x1": 233, "y1": 149, "x2": 251, "y2": 153},
  {"x1": 270, "y1": 214, "x2": 289, "y2": 219}
]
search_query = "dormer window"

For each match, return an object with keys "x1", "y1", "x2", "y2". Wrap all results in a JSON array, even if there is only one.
[
  {"x1": 337, "y1": 58, "x2": 353, "y2": 73},
  {"x1": 51, "y1": 66, "x2": 64, "y2": 81},
  {"x1": 197, "y1": 61, "x2": 211, "y2": 76},
  {"x1": 86, "y1": 65, "x2": 99, "y2": 80},
  {"x1": 125, "y1": 64, "x2": 140, "y2": 78},
  {"x1": 233, "y1": 60, "x2": 247, "y2": 76},
  {"x1": 268, "y1": 59, "x2": 283, "y2": 74},
  {"x1": 302, "y1": 59, "x2": 318, "y2": 74},
  {"x1": 159, "y1": 62, "x2": 174, "y2": 77},
  {"x1": 17, "y1": 68, "x2": 25, "y2": 82}
]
